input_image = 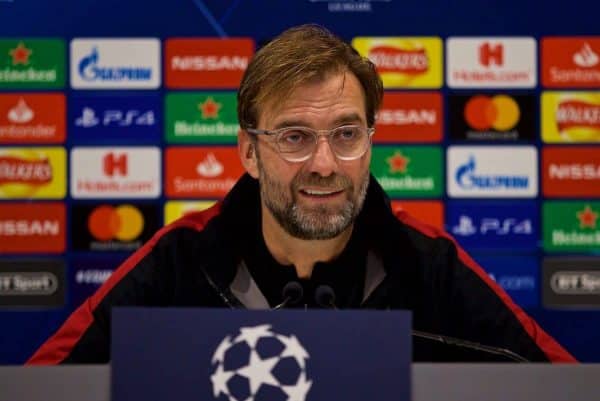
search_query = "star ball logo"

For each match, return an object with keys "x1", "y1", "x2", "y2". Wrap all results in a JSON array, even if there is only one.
[{"x1": 210, "y1": 324, "x2": 312, "y2": 401}]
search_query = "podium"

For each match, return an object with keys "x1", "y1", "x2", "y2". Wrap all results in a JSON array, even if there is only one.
[{"x1": 1, "y1": 364, "x2": 598, "y2": 401}]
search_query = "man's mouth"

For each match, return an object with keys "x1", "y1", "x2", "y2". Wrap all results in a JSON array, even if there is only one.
[{"x1": 299, "y1": 188, "x2": 344, "y2": 197}]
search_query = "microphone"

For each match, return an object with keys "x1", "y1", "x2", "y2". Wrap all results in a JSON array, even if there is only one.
[
  {"x1": 315, "y1": 285, "x2": 337, "y2": 309},
  {"x1": 313, "y1": 285, "x2": 528, "y2": 362},
  {"x1": 272, "y1": 281, "x2": 303, "y2": 310}
]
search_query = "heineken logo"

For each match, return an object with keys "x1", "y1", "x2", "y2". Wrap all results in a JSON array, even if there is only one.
[
  {"x1": 0, "y1": 39, "x2": 64, "y2": 88},
  {"x1": 166, "y1": 92, "x2": 239, "y2": 144},
  {"x1": 371, "y1": 146, "x2": 442, "y2": 198},
  {"x1": 544, "y1": 202, "x2": 600, "y2": 251},
  {"x1": 386, "y1": 151, "x2": 409, "y2": 173},
  {"x1": 577, "y1": 205, "x2": 598, "y2": 229},
  {"x1": 9, "y1": 42, "x2": 32, "y2": 65},
  {"x1": 199, "y1": 97, "x2": 221, "y2": 120}
]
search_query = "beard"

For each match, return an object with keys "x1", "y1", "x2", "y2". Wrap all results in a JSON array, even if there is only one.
[{"x1": 257, "y1": 157, "x2": 370, "y2": 240}]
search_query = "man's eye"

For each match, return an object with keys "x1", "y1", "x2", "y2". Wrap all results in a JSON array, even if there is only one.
[
  {"x1": 337, "y1": 127, "x2": 358, "y2": 140},
  {"x1": 281, "y1": 130, "x2": 310, "y2": 144}
]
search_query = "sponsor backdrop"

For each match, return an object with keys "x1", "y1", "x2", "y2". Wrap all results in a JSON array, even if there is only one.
[{"x1": 0, "y1": 0, "x2": 599, "y2": 363}]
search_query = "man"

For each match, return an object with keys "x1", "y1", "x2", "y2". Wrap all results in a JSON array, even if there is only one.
[{"x1": 28, "y1": 25, "x2": 575, "y2": 364}]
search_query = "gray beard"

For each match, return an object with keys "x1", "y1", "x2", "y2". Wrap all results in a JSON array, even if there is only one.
[{"x1": 257, "y1": 160, "x2": 370, "y2": 240}]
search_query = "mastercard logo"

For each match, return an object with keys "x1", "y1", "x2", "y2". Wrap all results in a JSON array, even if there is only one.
[
  {"x1": 87, "y1": 204, "x2": 144, "y2": 241},
  {"x1": 464, "y1": 95, "x2": 520, "y2": 131}
]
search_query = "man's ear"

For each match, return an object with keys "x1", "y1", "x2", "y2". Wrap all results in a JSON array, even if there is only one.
[{"x1": 238, "y1": 129, "x2": 259, "y2": 178}]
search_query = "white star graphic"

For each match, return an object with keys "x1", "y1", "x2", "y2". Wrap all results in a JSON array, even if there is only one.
[
  {"x1": 212, "y1": 335, "x2": 232, "y2": 364},
  {"x1": 234, "y1": 324, "x2": 273, "y2": 348},
  {"x1": 276, "y1": 334, "x2": 309, "y2": 369},
  {"x1": 210, "y1": 363, "x2": 234, "y2": 397},
  {"x1": 236, "y1": 349, "x2": 279, "y2": 395},
  {"x1": 282, "y1": 371, "x2": 312, "y2": 401}
]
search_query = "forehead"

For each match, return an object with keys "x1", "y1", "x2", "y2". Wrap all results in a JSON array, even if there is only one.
[{"x1": 258, "y1": 71, "x2": 366, "y2": 128}]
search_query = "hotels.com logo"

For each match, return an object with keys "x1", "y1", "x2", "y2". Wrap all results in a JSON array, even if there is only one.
[
  {"x1": 103, "y1": 152, "x2": 128, "y2": 177},
  {"x1": 479, "y1": 42, "x2": 503, "y2": 67},
  {"x1": 447, "y1": 37, "x2": 536, "y2": 88},
  {"x1": 71, "y1": 147, "x2": 160, "y2": 199}
]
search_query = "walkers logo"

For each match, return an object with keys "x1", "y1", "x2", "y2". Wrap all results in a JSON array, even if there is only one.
[
  {"x1": 71, "y1": 203, "x2": 159, "y2": 252},
  {"x1": 352, "y1": 37, "x2": 442, "y2": 88},
  {"x1": 374, "y1": 92, "x2": 442, "y2": 142},
  {"x1": 70, "y1": 39, "x2": 160, "y2": 89},
  {"x1": 164, "y1": 201, "x2": 217, "y2": 225},
  {"x1": 70, "y1": 147, "x2": 161, "y2": 199},
  {"x1": 542, "y1": 147, "x2": 600, "y2": 197},
  {"x1": 165, "y1": 92, "x2": 238, "y2": 144},
  {"x1": 447, "y1": 146, "x2": 537, "y2": 198},
  {"x1": 448, "y1": 94, "x2": 535, "y2": 141},
  {"x1": 0, "y1": 39, "x2": 65, "y2": 88},
  {"x1": 165, "y1": 38, "x2": 253, "y2": 88},
  {"x1": 543, "y1": 201, "x2": 600, "y2": 252},
  {"x1": 165, "y1": 147, "x2": 244, "y2": 198},
  {"x1": 541, "y1": 92, "x2": 600, "y2": 142},
  {"x1": 0, "y1": 202, "x2": 65, "y2": 253},
  {"x1": 542, "y1": 38, "x2": 600, "y2": 88},
  {"x1": 0, "y1": 94, "x2": 65, "y2": 143},
  {"x1": 447, "y1": 38, "x2": 536, "y2": 88},
  {"x1": 447, "y1": 201, "x2": 538, "y2": 250},
  {"x1": 543, "y1": 258, "x2": 600, "y2": 307},
  {"x1": 69, "y1": 256, "x2": 122, "y2": 307},
  {"x1": 390, "y1": 200, "x2": 444, "y2": 230},
  {"x1": 0, "y1": 259, "x2": 65, "y2": 307},
  {"x1": 69, "y1": 95, "x2": 161, "y2": 143},
  {"x1": 370, "y1": 146, "x2": 442, "y2": 198},
  {"x1": 476, "y1": 254, "x2": 538, "y2": 308},
  {"x1": 0, "y1": 147, "x2": 65, "y2": 199}
]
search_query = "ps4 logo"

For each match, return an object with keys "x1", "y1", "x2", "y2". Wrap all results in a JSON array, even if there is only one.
[
  {"x1": 452, "y1": 215, "x2": 533, "y2": 236},
  {"x1": 75, "y1": 107, "x2": 155, "y2": 128}
]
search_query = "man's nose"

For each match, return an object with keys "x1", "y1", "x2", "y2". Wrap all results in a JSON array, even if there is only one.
[{"x1": 306, "y1": 136, "x2": 338, "y2": 176}]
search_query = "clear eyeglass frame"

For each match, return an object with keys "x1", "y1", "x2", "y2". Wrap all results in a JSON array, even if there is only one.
[{"x1": 246, "y1": 125, "x2": 375, "y2": 163}]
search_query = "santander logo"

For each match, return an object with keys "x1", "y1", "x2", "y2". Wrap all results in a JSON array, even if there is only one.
[
  {"x1": 573, "y1": 43, "x2": 599, "y2": 68},
  {"x1": 196, "y1": 153, "x2": 223, "y2": 177},
  {"x1": 7, "y1": 98, "x2": 34, "y2": 124}
]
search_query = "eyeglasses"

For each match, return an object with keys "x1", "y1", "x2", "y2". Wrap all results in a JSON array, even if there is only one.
[{"x1": 246, "y1": 125, "x2": 375, "y2": 162}]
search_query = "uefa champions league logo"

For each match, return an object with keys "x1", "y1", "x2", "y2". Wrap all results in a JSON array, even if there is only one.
[{"x1": 210, "y1": 324, "x2": 312, "y2": 401}]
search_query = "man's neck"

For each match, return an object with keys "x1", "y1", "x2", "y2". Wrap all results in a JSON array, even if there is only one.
[{"x1": 261, "y1": 206, "x2": 353, "y2": 279}]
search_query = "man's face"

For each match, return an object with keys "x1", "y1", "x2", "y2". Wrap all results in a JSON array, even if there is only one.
[{"x1": 252, "y1": 71, "x2": 371, "y2": 240}]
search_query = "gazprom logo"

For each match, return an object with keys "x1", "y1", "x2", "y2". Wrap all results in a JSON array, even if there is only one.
[
  {"x1": 447, "y1": 146, "x2": 537, "y2": 198},
  {"x1": 71, "y1": 39, "x2": 160, "y2": 89},
  {"x1": 455, "y1": 155, "x2": 529, "y2": 189},
  {"x1": 78, "y1": 47, "x2": 152, "y2": 82}
]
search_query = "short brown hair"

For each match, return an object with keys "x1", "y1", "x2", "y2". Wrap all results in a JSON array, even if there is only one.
[{"x1": 237, "y1": 24, "x2": 383, "y2": 129}]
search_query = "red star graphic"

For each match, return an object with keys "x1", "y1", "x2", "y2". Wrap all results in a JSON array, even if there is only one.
[
  {"x1": 577, "y1": 205, "x2": 598, "y2": 229},
  {"x1": 198, "y1": 97, "x2": 221, "y2": 119},
  {"x1": 9, "y1": 42, "x2": 32, "y2": 66},
  {"x1": 387, "y1": 151, "x2": 409, "y2": 173}
]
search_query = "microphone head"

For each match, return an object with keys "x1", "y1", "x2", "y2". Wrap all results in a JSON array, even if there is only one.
[
  {"x1": 281, "y1": 281, "x2": 303, "y2": 305},
  {"x1": 314, "y1": 285, "x2": 336, "y2": 308}
]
